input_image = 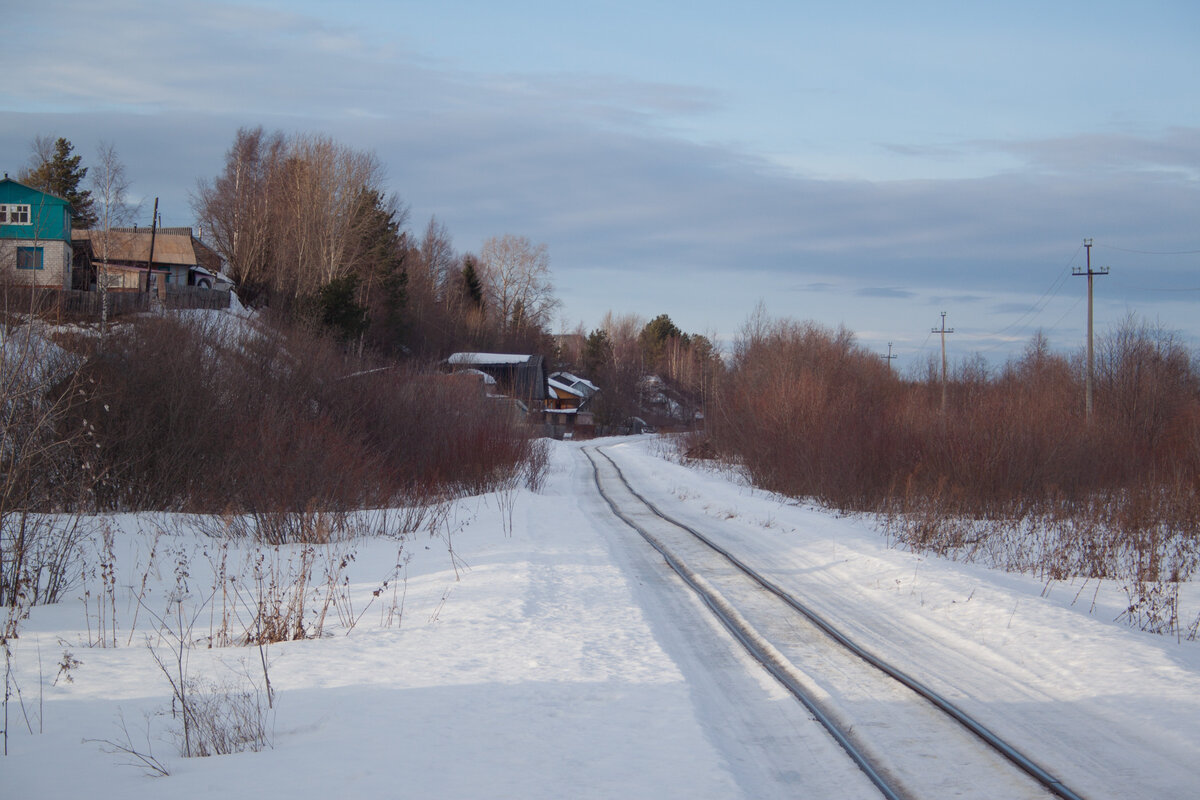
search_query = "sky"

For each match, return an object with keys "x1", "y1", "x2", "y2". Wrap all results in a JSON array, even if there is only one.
[{"x1": 3, "y1": 0, "x2": 1198, "y2": 367}]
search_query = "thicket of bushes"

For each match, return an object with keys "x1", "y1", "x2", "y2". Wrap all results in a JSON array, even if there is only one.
[
  {"x1": 704, "y1": 313, "x2": 1200, "y2": 634},
  {"x1": 710, "y1": 315, "x2": 1199, "y2": 510},
  {"x1": 59, "y1": 312, "x2": 538, "y2": 515}
]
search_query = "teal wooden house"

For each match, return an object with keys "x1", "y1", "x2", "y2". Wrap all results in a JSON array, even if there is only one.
[{"x1": 0, "y1": 175, "x2": 74, "y2": 289}]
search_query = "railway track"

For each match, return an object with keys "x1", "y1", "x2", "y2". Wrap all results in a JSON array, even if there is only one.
[{"x1": 584, "y1": 445, "x2": 1087, "y2": 800}]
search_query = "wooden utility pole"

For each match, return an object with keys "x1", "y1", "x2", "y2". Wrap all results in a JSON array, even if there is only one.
[
  {"x1": 882, "y1": 342, "x2": 898, "y2": 372},
  {"x1": 1073, "y1": 238, "x2": 1109, "y2": 420},
  {"x1": 933, "y1": 312, "x2": 954, "y2": 412},
  {"x1": 145, "y1": 197, "x2": 159, "y2": 293}
]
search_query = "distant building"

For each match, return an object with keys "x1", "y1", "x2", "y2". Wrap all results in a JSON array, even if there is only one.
[
  {"x1": 446, "y1": 353, "x2": 549, "y2": 420},
  {"x1": 547, "y1": 370, "x2": 600, "y2": 438},
  {"x1": 0, "y1": 176, "x2": 74, "y2": 289},
  {"x1": 72, "y1": 227, "x2": 226, "y2": 292}
]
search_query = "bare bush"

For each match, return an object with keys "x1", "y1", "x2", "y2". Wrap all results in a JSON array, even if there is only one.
[
  {"x1": 1, "y1": 307, "x2": 93, "y2": 617},
  {"x1": 143, "y1": 595, "x2": 272, "y2": 759},
  {"x1": 171, "y1": 675, "x2": 271, "y2": 757},
  {"x1": 87, "y1": 710, "x2": 171, "y2": 777},
  {"x1": 708, "y1": 312, "x2": 1200, "y2": 635},
  {"x1": 67, "y1": 312, "x2": 537, "y2": 519}
]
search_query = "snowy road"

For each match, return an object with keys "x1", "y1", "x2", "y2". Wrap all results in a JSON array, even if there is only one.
[{"x1": 7, "y1": 437, "x2": 1200, "y2": 798}]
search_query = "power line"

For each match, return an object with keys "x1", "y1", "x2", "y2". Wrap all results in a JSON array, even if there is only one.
[
  {"x1": 972, "y1": 243, "x2": 1081, "y2": 355},
  {"x1": 1122, "y1": 286, "x2": 1200, "y2": 293},
  {"x1": 1096, "y1": 244, "x2": 1200, "y2": 256}
]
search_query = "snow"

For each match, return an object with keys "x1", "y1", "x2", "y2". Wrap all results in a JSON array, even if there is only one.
[
  {"x1": 6, "y1": 438, "x2": 1199, "y2": 797},
  {"x1": 447, "y1": 352, "x2": 533, "y2": 365},
  {"x1": 458, "y1": 367, "x2": 498, "y2": 385},
  {"x1": 547, "y1": 377, "x2": 585, "y2": 398}
]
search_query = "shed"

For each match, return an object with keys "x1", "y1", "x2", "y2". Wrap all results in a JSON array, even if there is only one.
[{"x1": 446, "y1": 352, "x2": 548, "y2": 415}]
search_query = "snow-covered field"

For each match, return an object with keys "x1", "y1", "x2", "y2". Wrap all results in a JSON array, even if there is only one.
[{"x1": 6, "y1": 437, "x2": 1199, "y2": 798}]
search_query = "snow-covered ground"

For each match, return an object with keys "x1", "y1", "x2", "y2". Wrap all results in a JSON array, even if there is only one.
[{"x1": 6, "y1": 437, "x2": 1199, "y2": 798}]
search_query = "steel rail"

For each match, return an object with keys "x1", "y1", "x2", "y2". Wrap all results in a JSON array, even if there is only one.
[
  {"x1": 583, "y1": 447, "x2": 904, "y2": 800},
  {"x1": 587, "y1": 446, "x2": 1086, "y2": 800}
]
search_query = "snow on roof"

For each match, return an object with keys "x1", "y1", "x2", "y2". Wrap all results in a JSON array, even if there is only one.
[
  {"x1": 550, "y1": 371, "x2": 599, "y2": 394},
  {"x1": 459, "y1": 368, "x2": 498, "y2": 385},
  {"x1": 448, "y1": 352, "x2": 533, "y2": 365},
  {"x1": 548, "y1": 377, "x2": 585, "y2": 398}
]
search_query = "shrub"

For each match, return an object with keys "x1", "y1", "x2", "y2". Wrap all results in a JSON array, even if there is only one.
[{"x1": 706, "y1": 313, "x2": 1200, "y2": 635}]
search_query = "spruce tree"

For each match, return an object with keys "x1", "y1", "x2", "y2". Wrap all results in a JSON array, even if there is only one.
[
  {"x1": 22, "y1": 137, "x2": 97, "y2": 229},
  {"x1": 461, "y1": 256, "x2": 484, "y2": 310}
]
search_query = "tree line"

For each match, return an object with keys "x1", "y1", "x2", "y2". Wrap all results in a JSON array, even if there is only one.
[
  {"x1": 15, "y1": 129, "x2": 563, "y2": 361},
  {"x1": 190, "y1": 127, "x2": 561, "y2": 359}
]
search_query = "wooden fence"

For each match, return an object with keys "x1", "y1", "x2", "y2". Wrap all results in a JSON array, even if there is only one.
[{"x1": 3, "y1": 286, "x2": 231, "y2": 318}]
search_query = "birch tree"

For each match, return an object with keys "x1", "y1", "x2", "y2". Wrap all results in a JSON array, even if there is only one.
[
  {"x1": 194, "y1": 129, "x2": 390, "y2": 305},
  {"x1": 90, "y1": 141, "x2": 135, "y2": 336},
  {"x1": 478, "y1": 234, "x2": 557, "y2": 335},
  {"x1": 192, "y1": 127, "x2": 284, "y2": 302}
]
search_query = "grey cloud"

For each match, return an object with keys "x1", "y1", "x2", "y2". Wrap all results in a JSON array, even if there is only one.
[
  {"x1": 929, "y1": 295, "x2": 988, "y2": 306},
  {"x1": 4, "y1": 4, "x2": 1197, "y2": 357},
  {"x1": 977, "y1": 128, "x2": 1200, "y2": 177},
  {"x1": 856, "y1": 287, "x2": 917, "y2": 299},
  {"x1": 991, "y1": 302, "x2": 1041, "y2": 315}
]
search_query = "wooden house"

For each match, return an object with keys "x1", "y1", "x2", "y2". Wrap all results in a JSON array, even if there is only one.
[{"x1": 72, "y1": 227, "x2": 226, "y2": 292}]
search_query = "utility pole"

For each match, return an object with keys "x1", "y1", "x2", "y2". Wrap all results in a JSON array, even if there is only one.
[
  {"x1": 932, "y1": 312, "x2": 954, "y2": 412},
  {"x1": 882, "y1": 342, "x2": 898, "y2": 372},
  {"x1": 145, "y1": 197, "x2": 159, "y2": 294},
  {"x1": 1073, "y1": 238, "x2": 1109, "y2": 420}
]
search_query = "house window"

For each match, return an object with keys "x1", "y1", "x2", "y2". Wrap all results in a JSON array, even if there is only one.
[
  {"x1": 16, "y1": 246, "x2": 44, "y2": 270},
  {"x1": 0, "y1": 204, "x2": 31, "y2": 225}
]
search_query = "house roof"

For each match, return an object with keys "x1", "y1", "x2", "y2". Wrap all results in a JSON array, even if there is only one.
[
  {"x1": 549, "y1": 370, "x2": 600, "y2": 395},
  {"x1": 0, "y1": 176, "x2": 69, "y2": 204},
  {"x1": 447, "y1": 352, "x2": 547, "y2": 404},
  {"x1": 548, "y1": 377, "x2": 585, "y2": 399},
  {"x1": 448, "y1": 352, "x2": 538, "y2": 366},
  {"x1": 72, "y1": 227, "x2": 222, "y2": 271}
]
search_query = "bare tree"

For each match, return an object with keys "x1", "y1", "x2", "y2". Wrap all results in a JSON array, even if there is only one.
[
  {"x1": 192, "y1": 127, "x2": 284, "y2": 302},
  {"x1": 194, "y1": 129, "x2": 390, "y2": 306},
  {"x1": 418, "y1": 216, "x2": 456, "y2": 301},
  {"x1": 90, "y1": 141, "x2": 135, "y2": 336},
  {"x1": 478, "y1": 234, "x2": 557, "y2": 336},
  {"x1": 275, "y1": 134, "x2": 386, "y2": 296}
]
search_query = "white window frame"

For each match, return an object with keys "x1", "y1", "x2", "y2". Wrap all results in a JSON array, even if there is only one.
[{"x1": 0, "y1": 204, "x2": 32, "y2": 225}]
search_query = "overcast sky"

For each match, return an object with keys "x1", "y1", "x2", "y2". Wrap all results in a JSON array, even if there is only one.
[{"x1": 3, "y1": 0, "x2": 1198, "y2": 368}]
